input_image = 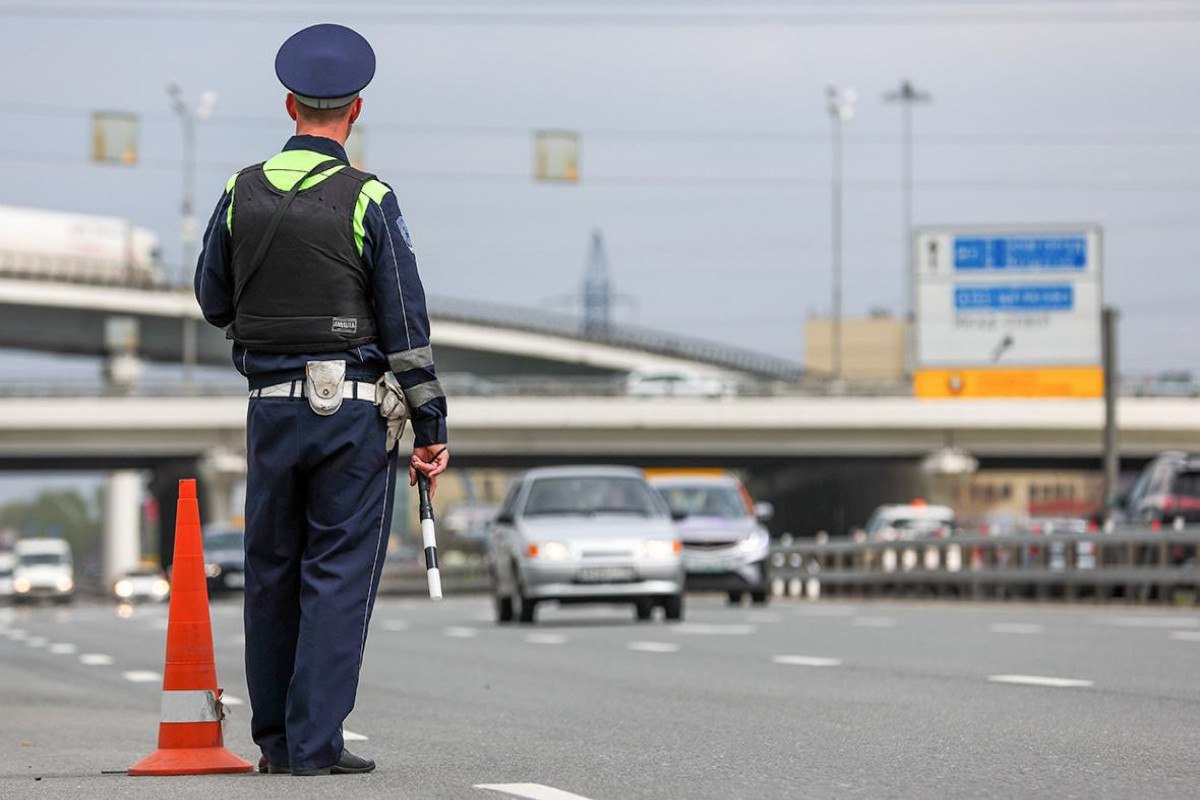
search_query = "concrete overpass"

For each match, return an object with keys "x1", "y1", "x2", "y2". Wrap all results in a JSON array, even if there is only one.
[{"x1": 0, "y1": 277, "x2": 800, "y2": 380}]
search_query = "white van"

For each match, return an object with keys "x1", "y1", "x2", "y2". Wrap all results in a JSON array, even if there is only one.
[{"x1": 13, "y1": 538, "x2": 75, "y2": 603}]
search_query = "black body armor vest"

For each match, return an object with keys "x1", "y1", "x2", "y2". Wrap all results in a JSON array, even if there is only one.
[{"x1": 228, "y1": 162, "x2": 378, "y2": 354}]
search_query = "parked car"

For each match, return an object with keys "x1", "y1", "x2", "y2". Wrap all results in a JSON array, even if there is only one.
[
  {"x1": 202, "y1": 525, "x2": 245, "y2": 593},
  {"x1": 1123, "y1": 451, "x2": 1200, "y2": 526},
  {"x1": 12, "y1": 538, "x2": 74, "y2": 604},
  {"x1": 113, "y1": 567, "x2": 171, "y2": 604},
  {"x1": 488, "y1": 466, "x2": 685, "y2": 624},
  {"x1": 624, "y1": 367, "x2": 735, "y2": 399},
  {"x1": 646, "y1": 469, "x2": 773, "y2": 605},
  {"x1": 864, "y1": 502, "x2": 956, "y2": 542},
  {"x1": 0, "y1": 552, "x2": 15, "y2": 603}
]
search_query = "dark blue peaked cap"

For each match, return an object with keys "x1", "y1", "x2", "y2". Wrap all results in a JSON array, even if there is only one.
[{"x1": 275, "y1": 23, "x2": 376, "y2": 109}]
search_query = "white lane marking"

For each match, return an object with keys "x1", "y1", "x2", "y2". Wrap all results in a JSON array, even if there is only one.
[
  {"x1": 772, "y1": 655, "x2": 842, "y2": 667},
  {"x1": 49, "y1": 643, "x2": 77, "y2": 655},
  {"x1": 525, "y1": 633, "x2": 567, "y2": 645},
  {"x1": 672, "y1": 623, "x2": 756, "y2": 636},
  {"x1": 1168, "y1": 631, "x2": 1200, "y2": 642},
  {"x1": 627, "y1": 641, "x2": 680, "y2": 654},
  {"x1": 853, "y1": 617, "x2": 897, "y2": 628},
  {"x1": 475, "y1": 783, "x2": 597, "y2": 800},
  {"x1": 988, "y1": 675, "x2": 1093, "y2": 689},
  {"x1": 122, "y1": 670, "x2": 162, "y2": 683},
  {"x1": 80, "y1": 653, "x2": 114, "y2": 666},
  {"x1": 343, "y1": 730, "x2": 369, "y2": 742},
  {"x1": 1095, "y1": 616, "x2": 1200, "y2": 629},
  {"x1": 26, "y1": 636, "x2": 49, "y2": 648},
  {"x1": 7, "y1": 629, "x2": 28, "y2": 640},
  {"x1": 382, "y1": 620, "x2": 410, "y2": 632},
  {"x1": 221, "y1": 694, "x2": 245, "y2": 706},
  {"x1": 990, "y1": 623, "x2": 1045, "y2": 635},
  {"x1": 444, "y1": 626, "x2": 478, "y2": 639}
]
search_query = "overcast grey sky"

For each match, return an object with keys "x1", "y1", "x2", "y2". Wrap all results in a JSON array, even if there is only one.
[{"x1": 0, "y1": 0, "x2": 1198, "y2": 372}]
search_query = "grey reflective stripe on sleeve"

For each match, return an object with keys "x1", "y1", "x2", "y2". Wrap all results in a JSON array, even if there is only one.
[
  {"x1": 404, "y1": 379, "x2": 446, "y2": 408},
  {"x1": 387, "y1": 345, "x2": 435, "y2": 373}
]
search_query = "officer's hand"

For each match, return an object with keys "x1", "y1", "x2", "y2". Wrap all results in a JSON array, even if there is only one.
[{"x1": 410, "y1": 446, "x2": 450, "y2": 497}]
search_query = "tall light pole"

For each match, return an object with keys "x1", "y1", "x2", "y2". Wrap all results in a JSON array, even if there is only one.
[
  {"x1": 826, "y1": 83, "x2": 856, "y2": 383},
  {"x1": 884, "y1": 78, "x2": 930, "y2": 372},
  {"x1": 167, "y1": 83, "x2": 216, "y2": 390},
  {"x1": 167, "y1": 83, "x2": 217, "y2": 283}
]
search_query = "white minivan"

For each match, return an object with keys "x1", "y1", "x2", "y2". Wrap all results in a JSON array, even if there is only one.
[{"x1": 13, "y1": 538, "x2": 75, "y2": 604}]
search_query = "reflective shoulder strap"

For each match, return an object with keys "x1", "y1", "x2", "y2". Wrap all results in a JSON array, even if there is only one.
[{"x1": 233, "y1": 157, "x2": 345, "y2": 309}]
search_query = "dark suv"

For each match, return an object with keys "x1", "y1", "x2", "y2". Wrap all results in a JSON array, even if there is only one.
[
  {"x1": 1125, "y1": 451, "x2": 1200, "y2": 526},
  {"x1": 202, "y1": 525, "x2": 245, "y2": 593}
]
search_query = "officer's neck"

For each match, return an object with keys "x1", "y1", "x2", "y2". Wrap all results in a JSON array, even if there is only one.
[{"x1": 293, "y1": 122, "x2": 351, "y2": 146}]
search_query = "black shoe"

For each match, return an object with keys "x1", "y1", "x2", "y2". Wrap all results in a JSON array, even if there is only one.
[
  {"x1": 292, "y1": 750, "x2": 375, "y2": 777},
  {"x1": 257, "y1": 755, "x2": 290, "y2": 774}
]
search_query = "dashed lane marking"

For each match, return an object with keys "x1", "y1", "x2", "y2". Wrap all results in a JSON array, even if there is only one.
[
  {"x1": 444, "y1": 626, "x2": 478, "y2": 639},
  {"x1": 343, "y1": 730, "x2": 369, "y2": 742},
  {"x1": 7, "y1": 629, "x2": 28, "y2": 640},
  {"x1": 772, "y1": 655, "x2": 842, "y2": 667},
  {"x1": 990, "y1": 623, "x2": 1045, "y2": 635},
  {"x1": 1168, "y1": 631, "x2": 1200, "y2": 642},
  {"x1": 672, "y1": 623, "x2": 756, "y2": 636},
  {"x1": 475, "y1": 783, "x2": 597, "y2": 800},
  {"x1": 627, "y1": 641, "x2": 680, "y2": 654},
  {"x1": 988, "y1": 675, "x2": 1093, "y2": 689},
  {"x1": 525, "y1": 633, "x2": 567, "y2": 645},
  {"x1": 49, "y1": 643, "x2": 77, "y2": 655},
  {"x1": 853, "y1": 617, "x2": 897, "y2": 628},
  {"x1": 381, "y1": 620, "x2": 410, "y2": 632},
  {"x1": 122, "y1": 670, "x2": 162, "y2": 683},
  {"x1": 26, "y1": 636, "x2": 49, "y2": 648},
  {"x1": 1094, "y1": 616, "x2": 1200, "y2": 629},
  {"x1": 80, "y1": 653, "x2": 114, "y2": 666}
]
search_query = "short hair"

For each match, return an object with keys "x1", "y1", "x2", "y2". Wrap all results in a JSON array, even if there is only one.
[{"x1": 294, "y1": 99, "x2": 354, "y2": 126}]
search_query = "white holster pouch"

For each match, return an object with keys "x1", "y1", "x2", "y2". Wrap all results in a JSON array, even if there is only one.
[
  {"x1": 376, "y1": 372, "x2": 410, "y2": 452},
  {"x1": 305, "y1": 360, "x2": 346, "y2": 416}
]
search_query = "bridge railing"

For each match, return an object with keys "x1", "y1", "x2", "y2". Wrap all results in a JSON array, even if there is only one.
[{"x1": 769, "y1": 527, "x2": 1200, "y2": 604}]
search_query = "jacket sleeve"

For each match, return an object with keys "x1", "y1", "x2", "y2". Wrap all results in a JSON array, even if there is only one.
[
  {"x1": 193, "y1": 179, "x2": 236, "y2": 328},
  {"x1": 361, "y1": 187, "x2": 449, "y2": 447}
]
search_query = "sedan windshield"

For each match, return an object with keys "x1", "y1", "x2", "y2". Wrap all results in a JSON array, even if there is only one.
[
  {"x1": 657, "y1": 485, "x2": 748, "y2": 520},
  {"x1": 522, "y1": 477, "x2": 661, "y2": 517}
]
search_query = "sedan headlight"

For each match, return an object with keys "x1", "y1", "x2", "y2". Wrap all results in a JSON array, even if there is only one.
[
  {"x1": 529, "y1": 541, "x2": 571, "y2": 561},
  {"x1": 643, "y1": 539, "x2": 681, "y2": 558},
  {"x1": 739, "y1": 530, "x2": 770, "y2": 552},
  {"x1": 13, "y1": 577, "x2": 30, "y2": 593},
  {"x1": 205, "y1": 563, "x2": 222, "y2": 578},
  {"x1": 56, "y1": 576, "x2": 74, "y2": 593},
  {"x1": 114, "y1": 580, "x2": 134, "y2": 599},
  {"x1": 152, "y1": 579, "x2": 171, "y2": 597}
]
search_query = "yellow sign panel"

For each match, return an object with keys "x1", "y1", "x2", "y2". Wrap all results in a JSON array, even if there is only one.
[{"x1": 914, "y1": 366, "x2": 1103, "y2": 398}]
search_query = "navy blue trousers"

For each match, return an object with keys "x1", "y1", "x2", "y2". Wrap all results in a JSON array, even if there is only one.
[{"x1": 243, "y1": 396, "x2": 398, "y2": 771}]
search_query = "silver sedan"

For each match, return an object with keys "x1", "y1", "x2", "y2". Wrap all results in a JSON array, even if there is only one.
[{"x1": 488, "y1": 466, "x2": 686, "y2": 624}]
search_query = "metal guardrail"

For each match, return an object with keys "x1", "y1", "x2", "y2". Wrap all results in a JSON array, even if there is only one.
[{"x1": 769, "y1": 528, "x2": 1200, "y2": 603}]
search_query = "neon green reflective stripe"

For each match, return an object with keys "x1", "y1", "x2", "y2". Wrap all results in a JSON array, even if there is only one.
[
  {"x1": 224, "y1": 172, "x2": 238, "y2": 231},
  {"x1": 262, "y1": 150, "x2": 346, "y2": 191},
  {"x1": 354, "y1": 178, "x2": 392, "y2": 256}
]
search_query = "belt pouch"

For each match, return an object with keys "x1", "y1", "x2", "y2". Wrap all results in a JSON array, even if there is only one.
[{"x1": 305, "y1": 360, "x2": 346, "y2": 416}]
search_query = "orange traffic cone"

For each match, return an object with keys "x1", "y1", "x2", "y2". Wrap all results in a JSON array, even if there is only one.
[{"x1": 128, "y1": 479, "x2": 253, "y2": 776}]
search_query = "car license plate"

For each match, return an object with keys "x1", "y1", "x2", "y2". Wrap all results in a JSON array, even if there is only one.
[
  {"x1": 225, "y1": 572, "x2": 245, "y2": 589},
  {"x1": 576, "y1": 566, "x2": 636, "y2": 583}
]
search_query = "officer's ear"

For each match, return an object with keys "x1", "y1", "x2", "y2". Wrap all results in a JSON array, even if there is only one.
[
  {"x1": 285, "y1": 93, "x2": 299, "y2": 122},
  {"x1": 348, "y1": 97, "x2": 363, "y2": 125}
]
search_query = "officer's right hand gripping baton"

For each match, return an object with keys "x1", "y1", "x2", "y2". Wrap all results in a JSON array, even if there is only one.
[{"x1": 416, "y1": 472, "x2": 442, "y2": 601}]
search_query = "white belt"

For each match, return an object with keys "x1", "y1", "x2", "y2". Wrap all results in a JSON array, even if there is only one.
[{"x1": 249, "y1": 379, "x2": 378, "y2": 402}]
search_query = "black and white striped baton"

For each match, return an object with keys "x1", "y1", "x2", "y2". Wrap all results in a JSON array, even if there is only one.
[{"x1": 416, "y1": 472, "x2": 443, "y2": 600}]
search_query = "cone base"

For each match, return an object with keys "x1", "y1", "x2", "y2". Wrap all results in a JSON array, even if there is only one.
[{"x1": 128, "y1": 746, "x2": 254, "y2": 776}]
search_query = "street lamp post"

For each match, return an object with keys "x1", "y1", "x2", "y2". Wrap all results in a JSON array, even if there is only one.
[
  {"x1": 167, "y1": 83, "x2": 216, "y2": 390},
  {"x1": 826, "y1": 84, "x2": 856, "y2": 383},
  {"x1": 883, "y1": 79, "x2": 931, "y2": 374}
]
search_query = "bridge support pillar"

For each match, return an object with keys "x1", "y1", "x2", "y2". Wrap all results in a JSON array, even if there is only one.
[
  {"x1": 198, "y1": 448, "x2": 247, "y2": 529},
  {"x1": 103, "y1": 470, "x2": 143, "y2": 585}
]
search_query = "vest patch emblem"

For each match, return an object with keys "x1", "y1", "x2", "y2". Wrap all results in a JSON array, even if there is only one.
[
  {"x1": 396, "y1": 215, "x2": 413, "y2": 250},
  {"x1": 331, "y1": 317, "x2": 358, "y2": 334}
]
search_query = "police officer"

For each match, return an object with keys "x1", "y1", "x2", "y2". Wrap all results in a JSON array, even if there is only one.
[{"x1": 194, "y1": 23, "x2": 449, "y2": 776}]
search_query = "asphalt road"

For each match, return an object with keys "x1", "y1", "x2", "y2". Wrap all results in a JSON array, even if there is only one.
[{"x1": 2, "y1": 594, "x2": 1199, "y2": 799}]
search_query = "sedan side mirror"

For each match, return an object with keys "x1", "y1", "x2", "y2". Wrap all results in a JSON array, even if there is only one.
[
  {"x1": 754, "y1": 502, "x2": 775, "y2": 522},
  {"x1": 670, "y1": 510, "x2": 689, "y2": 523},
  {"x1": 495, "y1": 514, "x2": 515, "y2": 526}
]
